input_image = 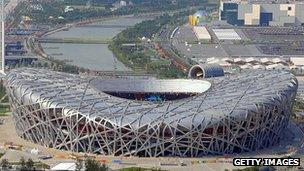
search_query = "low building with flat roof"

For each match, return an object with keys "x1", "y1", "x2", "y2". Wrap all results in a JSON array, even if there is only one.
[
  {"x1": 50, "y1": 163, "x2": 76, "y2": 171},
  {"x1": 212, "y1": 29, "x2": 242, "y2": 40},
  {"x1": 193, "y1": 26, "x2": 211, "y2": 41}
]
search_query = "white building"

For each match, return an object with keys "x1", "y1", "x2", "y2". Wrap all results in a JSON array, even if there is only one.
[
  {"x1": 212, "y1": 29, "x2": 241, "y2": 40},
  {"x1": 50, "y1": 163, "x2": 76, "y2": 171},
  {"x1": 120, "y1": 1, "x2": 127, "y2": 7},
  {"x1": 64, "y1": 6, "x2": 74, "y2": 13},
  {"x1": 193, "y1": 26, "x2": 211, "y2": 41}
]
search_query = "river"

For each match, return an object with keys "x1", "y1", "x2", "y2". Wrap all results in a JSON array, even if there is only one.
[{"x1": 41, "y1": 16, "x2": 151, "y2": 71}]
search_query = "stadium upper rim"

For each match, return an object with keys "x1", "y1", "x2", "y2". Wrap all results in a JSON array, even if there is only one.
[
  {"x1": 6, "y1": 68, "x2": 298, "y2": 130},
  {"x1": 90, "y1": 78, "x2": 212, "y2": 94}
]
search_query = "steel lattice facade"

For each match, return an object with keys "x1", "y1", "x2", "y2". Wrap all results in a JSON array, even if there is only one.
[{"x1": 6, "y1": 68, "x2": 298, "y2": 157}]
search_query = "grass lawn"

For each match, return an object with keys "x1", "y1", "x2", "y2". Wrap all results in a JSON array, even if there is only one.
[{"x1": 0, "y1": 104, "x2": 10, "y2": 116}]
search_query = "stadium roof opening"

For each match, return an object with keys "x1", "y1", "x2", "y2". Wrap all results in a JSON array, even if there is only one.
[{"x1": 90, "y1": 78, "x2": 211, "y2": 101}]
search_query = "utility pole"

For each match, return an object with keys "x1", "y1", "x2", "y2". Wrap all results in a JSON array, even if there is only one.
[{"x1": 1, "y1": 0, "x2": 5, "y2": 73}]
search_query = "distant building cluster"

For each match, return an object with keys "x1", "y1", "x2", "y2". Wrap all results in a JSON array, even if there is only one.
[
  {"x1": 219, "y1": 0, "x2": 304, "y2": 26},
  {"x1": 203, "y1": 57, "x2": 299, "y2": 71},
  {"x1": 191, "y1": 27, "x2": 243, "y2": 41}
]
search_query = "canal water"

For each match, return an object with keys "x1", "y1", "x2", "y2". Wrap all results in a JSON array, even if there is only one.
[{"x1": 41, "y1": 16, "x2": 151, "y2": 71}]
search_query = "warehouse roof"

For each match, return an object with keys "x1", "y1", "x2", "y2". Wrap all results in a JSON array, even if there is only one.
[
  {"x1": 193, "y1": 26, "x2": 211, "y2": 40},
  {"x1": 50, "y1": 163, "x2": 76, "y2": 171},
  {"x1": 212, "y1": 29, "x2": 241, "y2": 40}
]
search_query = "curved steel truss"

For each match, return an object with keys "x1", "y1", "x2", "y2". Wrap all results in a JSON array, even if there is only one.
[{"x1": 5, "y1": 68, "x2": 298, "y2": 157}]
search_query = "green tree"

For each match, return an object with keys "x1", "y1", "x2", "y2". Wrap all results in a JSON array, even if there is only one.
[
  {"x1": 100, "y1": 163, "x2": 108, "y2": 171},
  {"x1": 0, "y1": 80, "x2": 6, "y2": 100},
  {"x1": 0, "y1": 159, "x2": 10, "y2": 169},
  {"x1": 85, "y1": 158, "x2": 108, "y2": 171},
  {"x1": 20, "y1": 157, "x2": 27, "y2": 171},
  {"x1": 26, "y1": 158, "x2": 35, "y2": 170},
  {"x1": 76, "y1": 159, "x2": 84, "y2": 171}
]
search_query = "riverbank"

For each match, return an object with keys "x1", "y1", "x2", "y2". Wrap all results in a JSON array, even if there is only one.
[
  {"x1": 32, "y1": 16, "x2": 152, "y2": 72},
  {"x1": 25, "y1": 2, "x2": 215, "y2": 74},
  {"x1": 108, "y1": 11, "x2": 194, "y2": 78},
  {"x1": 39, "y1": 15, "x2": 123, "y2": 37}
]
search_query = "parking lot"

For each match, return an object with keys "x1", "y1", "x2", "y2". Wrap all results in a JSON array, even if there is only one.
[
  {"x1": 172, "y1": 25, "x2": 304, "y2": 62},
  {"x1": 243, "y1": 27, "x2": 304, "y2": 42}
]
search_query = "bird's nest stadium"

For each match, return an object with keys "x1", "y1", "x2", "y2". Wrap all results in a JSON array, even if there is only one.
[{"x1": 5, "y1": 68, "x2": 298, "y2": 157}]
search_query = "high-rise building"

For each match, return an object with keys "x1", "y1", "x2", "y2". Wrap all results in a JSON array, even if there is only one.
[{"x1": 219, "y1": 0, "x2": 304, "y2": 26}]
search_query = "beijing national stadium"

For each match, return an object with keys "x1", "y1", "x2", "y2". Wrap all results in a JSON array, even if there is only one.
[{"x1": 5, "y1": 67, "x2": 298, "y2": 157}]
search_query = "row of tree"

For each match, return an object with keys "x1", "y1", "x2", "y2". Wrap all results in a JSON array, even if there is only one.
[
  {"x1": 0, "y1": 158, "x2": 36, "y2": 171},
  {"x1": 17, "y1": 0, "x2": 210, "y2": 25},
  {"x1": 76, "y1": 158, "x2": 108, "y2": 171},
  {"x1": 0, "y1": 157, "x2": 109, "y2": 171}
]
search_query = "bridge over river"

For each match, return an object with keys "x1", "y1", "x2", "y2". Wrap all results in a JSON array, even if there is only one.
[
  {"x1": 38, "y1": 38, "x2": 111, "y2": 44},
  {"x1": 77, "y1": 24, "x2": 128, "y2": 29}
]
